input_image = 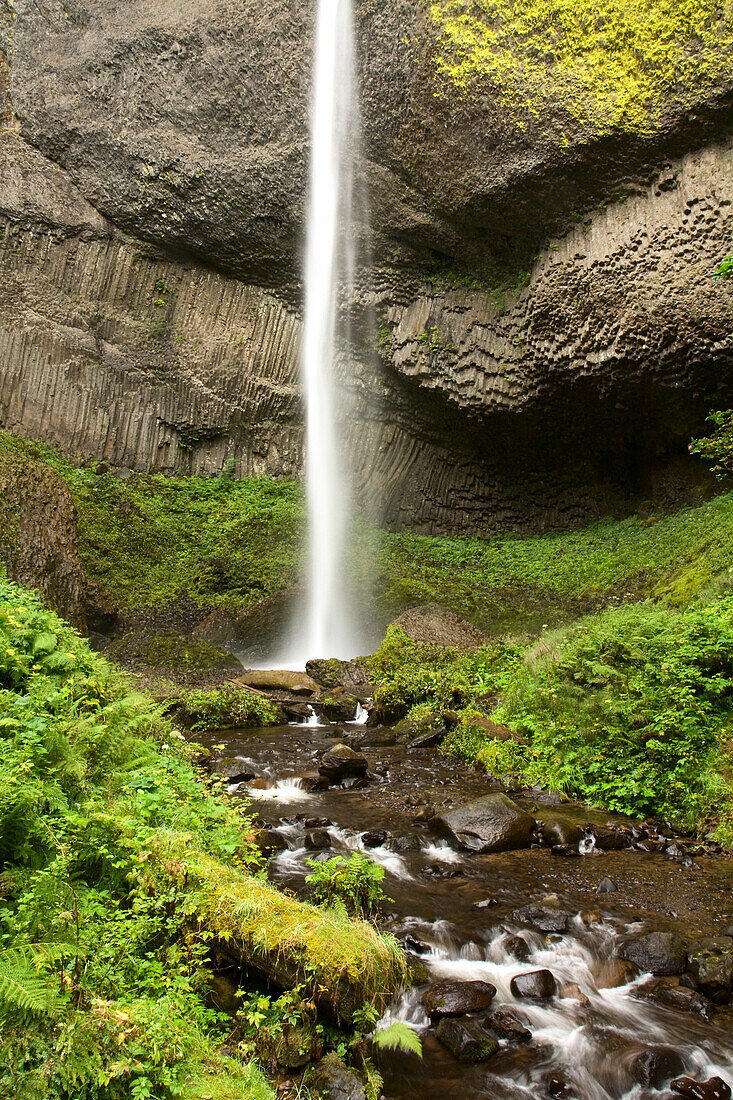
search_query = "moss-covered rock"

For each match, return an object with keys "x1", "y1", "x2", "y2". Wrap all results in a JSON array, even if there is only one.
[{"x1": 106, "y1": 631, "x2": 241, "y2": 674}]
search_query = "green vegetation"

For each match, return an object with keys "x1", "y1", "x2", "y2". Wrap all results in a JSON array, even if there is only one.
[
  {"x1": 712, "y1": 254, "x2": 733, "y2": 280},
  {"x1": 0, "y1": 577, "x2": 407, "y2": 1097},
  {"x1": 106, "y1": 632, "x2": 241, "y2": 672},
  {"x1": 305, "y1": 853, "x2": 389, "y2": 919},
  {"x1": 167, "y1": 686, "x2": 281, "y2": 732},
  {"x1": 690, "y1": 411, "x2": 733, "y2": 481},
  {"x1": 378, "y1": 491, "x2": 733, "y2": 630},
  {"x1": 429, "y1": 0, "x2": 733, "y2": 135},
  {"x1": 0, "y1": 431, "x2": 304, "y2": 613},
  {"x1": 366, "y1": 603, "x2": 733, "y2": 835}
]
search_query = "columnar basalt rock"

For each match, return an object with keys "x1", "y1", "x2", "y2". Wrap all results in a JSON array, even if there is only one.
[{"x1": 0, "y1": 0, "x2": 732, "y2": 535}]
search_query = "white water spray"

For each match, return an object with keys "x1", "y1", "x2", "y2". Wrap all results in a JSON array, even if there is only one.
[{"x1": 286, "y1": 0, "x2": 362, "y2": 667}]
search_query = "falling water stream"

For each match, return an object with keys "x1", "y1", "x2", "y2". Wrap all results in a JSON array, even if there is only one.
[{"x1": 285, "y1": 0, "x2": 362, "y2": 667}]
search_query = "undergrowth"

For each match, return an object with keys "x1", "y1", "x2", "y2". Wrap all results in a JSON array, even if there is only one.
[{"x1": 0, "y1": 577, "x2": 406, "y2": 1098}]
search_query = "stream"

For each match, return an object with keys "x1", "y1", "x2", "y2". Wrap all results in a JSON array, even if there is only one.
[{"x1": 196, "y1": 715, "x2": 733, "y2": 1100}]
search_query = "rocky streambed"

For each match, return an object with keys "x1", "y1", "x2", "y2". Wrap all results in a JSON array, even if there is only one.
[{"x1": 194, "y1": 712, "x2": 733, "y2": 1100}]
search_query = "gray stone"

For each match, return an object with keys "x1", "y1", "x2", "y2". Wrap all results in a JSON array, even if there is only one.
[
  {"x1": 318, "y1": 744, "x2": 368, "y2": 782},
  {"x1": 510, "y1": 969, "x2": 557, "y2": 1000},
  {"x1": 620, "y1": 932, "x2": 688, "y2": 976},
  {"x1": 514, "y1": 905, "x2": 569, "y2": 933},
  {"x1": 434, "y1": 793, "x2": 536, "y2": 854}
]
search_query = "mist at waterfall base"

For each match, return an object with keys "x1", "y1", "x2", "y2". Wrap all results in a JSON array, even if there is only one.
[{"x1": 275, "y1": 0, "x2": 371, "y2": 670}]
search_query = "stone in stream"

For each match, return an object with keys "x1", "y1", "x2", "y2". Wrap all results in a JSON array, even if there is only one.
[
  {"x1": 539, "y1": 816, "x2": 584, "y2": 847},
  {"x1": 514, "y1": 904, "x2": 569, "y2": 933},
  {"x1": 317, "y1": 744, "x2": 368, "y2": 782},
  {"x1": 304, "y1": 829, "x2": 332, "y2": 850},
  {"x1": 306, "y1": 1054, "x2": 367, "y2": 1100},
  {"x1": 421, "y1": 979, "x2": 496, "y2": 1021},
  {"x1": 503, "y1": 935, "x2": 531, "y2": 961},
  {"x1": 434, "y1": 1016, "x2": 499, "y2": 1062},
  {"x1": 630, "y1": 1047, "x2": 686, "y2": 1088},
  {"x1": 350, "y1": 728, "x2": 396, "y2": 749},
  {"x1": 596, "y1": 876, "x2": 618, "y2": 893},
  {"x1": 634, "y1": 977, "x2": 710, "y2": 1018},
  {"x1": 671, "y1": 1077, "x2": 732, "y2": 1100},
  {"x1": 686, "y1": 938, "x2": 733, "y2": 1003},
  {"x1": 238, "y1": 669, "x2": 320, "y2": 695},
  {"x1": 320, "y1": 688, "x2": 359, "y2": 722},
  {"x1": 510, "y1": 969, "x2": 557, "y2": 1000},
  {"x1": 407, "y1": 727, "x2": 446, "y2": 750},
  {"x1": 620, "y1": 931, "x2": 687, "y2": 975},
  {"x1": 481, "y1": 1008, "x2": 531, "y2": 1043},
  {"x1": 210, "y1": 758, "x2": 256, "y2": 783},
  {"x1": 361, "y1": 830, "x2": 388, "y2": 848},
  {"x1": 433, "y1": 792, "x2": 535, "y2": 854},
  {"x1": 385, "y1": 834, "x2": 421, "y2": 852},
  {"x1": 593, "y1": 826, "x2": 629, "y2": 850}
]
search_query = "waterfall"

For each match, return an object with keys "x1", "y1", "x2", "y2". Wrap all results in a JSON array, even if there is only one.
[{"x1": 288, "y1": 0, "x2": 362, "y2": 666}]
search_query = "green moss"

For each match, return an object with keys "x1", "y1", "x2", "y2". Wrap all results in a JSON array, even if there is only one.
[
  {"x1": 429, "y1": 0, "x2": 733, "y2": 135},
  {"x1": 168, "y1": 686, "x2": 281, "y2": 731},
  {"x1": 0, "y1": 431, "x2": 304, "y2": 613},
  {"x1": 106, "y1": 631, "x2": 241, "y2": 672},
  {"x1": 378, "y1": 492, "x2": 733, "y2": 632}
]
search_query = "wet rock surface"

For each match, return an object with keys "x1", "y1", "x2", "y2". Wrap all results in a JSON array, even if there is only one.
[
  {"x1": 192, "y1": 719, "x2": 733, "y2": 1100},
  {"x1": 434, "y1": 1016, "x2": 499, "y2": 1063},
  {"x1": 422, "y1": 980, "x2": 496, "y2": 1021},
  {"x1": 509, "y1": 969, "x2": 558, "y2": 1001},
  {"x1": 620, "y1": 931, "x2": 688, "y2": 976},
  {"x1": 434, "y1": 792, "x2": 536, "y2": 854}
]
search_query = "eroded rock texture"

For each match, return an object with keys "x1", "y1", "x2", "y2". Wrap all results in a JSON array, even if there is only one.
[{"x1": 1, "y1": 0, "x2": 732, "y2": 534}]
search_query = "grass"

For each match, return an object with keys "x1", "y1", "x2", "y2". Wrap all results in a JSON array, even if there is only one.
[{"x1": 0, "y1": 430, "x2": 304, "y2": 614}]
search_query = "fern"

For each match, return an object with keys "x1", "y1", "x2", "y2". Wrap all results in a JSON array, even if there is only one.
[
  {"x1": 0, "y1": 943, "x2": 71, "y2": 1018},
  {"x1": 373, "y1": 1021, "x2": 423, "y2": 1057}
]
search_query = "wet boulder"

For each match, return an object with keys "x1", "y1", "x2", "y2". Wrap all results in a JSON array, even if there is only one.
[
  {"x1": 592, "y1": 826, "x2": 628, "y2": 851},
  {"x1": 320, "y1": 688, "x2": 360, "y2": 722},
  {"x1": 630, "y1": 1047, "x2": 686, "y2": 1088},
  {"x1": 686, "y1": 939, "x2": 733, "y2": 1003},
  {"x1": 633, "y1": 977, "x2": 709, "y2": 1018},
  {"x1": 503, "y1": 935, "x2": 531, "y2": 961},
  {"x1": 361, "y1": 830, "x2": 388, "y2": 848},
  {"x1": 434, "y1": 1016, "x2": 499, "y2": 1062},
  {"x1": 433, "y1": 793, "x2": 536, "y2": 854},
  {"x1": 210, "y1": 758, "x2": 256, "y2": 784},
  {"x1": 306, "y1": 1053, "x2": 367, "y2": 1100},
  {"x1": 671, "y1": 1077, "x2": 732, "y2": 1099},
  {"x1": 305, "y1": 658, "x2": 373, "y2": 702},
  {"x1": 514, "y1": 904, "x2": 569, "y2": 933},
  {"x1": 304, "y1": 829, "x2": 332, "y2": 851},
  {"x1": 407, "y1": 727, "x2": 446, "y2": 750},
  {"x1": 421, "y1": 979, "x2": 496, "y2": 1021},
  {"x1": 481, "y1": 1008, "x2": 531, "y2": 1043},
  {"x1": 540, "y1": 816, "x2": 584, "y2": 847},
  {"x1": 318, "y1": 744, "x2": 368, "y2": 782},
  {"x1": 620, "y1": 931, "x2": 687, "y2": 976},
  {"x1": 350, "y1": 728, "x2": 396, "y2": 749},
  {"x1": 510, "y1": 969, "x2": 557, "y2": 1000}
]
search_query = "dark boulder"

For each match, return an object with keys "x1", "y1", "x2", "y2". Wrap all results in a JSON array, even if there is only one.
[
  {"x1": 481, "y1": 1009, "x2": 531, "y2": 1044},
  {"x1": 318, "y1": 744, "x2": 368, "y2": 782},
  {"x1": 593, "y1": 826, "x2": 628, "y2": 851},
  {"x1": 671, "y1": 1077, "x2": 732, "y2": 1099},
  {"x1": 433, "y1": 793, "x2": 536, "y2": 854},
  {"x1": 510, "y1": 970, "x2": 557, "y2": 1000},
  {"x1": 305, "y1": 659, "x2": 373, "y2": 702},
  {"x1": 320, "y1": 689, "x2": 360, "y2": 723},
  {"x1": 361, "y1": 830, "x2": 388, "y2": 848},
  {"x1": 434, "y1": 1016, "x2": 499, "y2": 1063},
  {"x1": 211, "y1": 758, "x2": 256, "y2": 783},
  {"x1": 503, "y1": 935, "x2": 531, "y2": 961},
  {"x1": 306, "y1": 1054, "x2": 367, "y2": 1100},
  {"x1": 620, "y1": 931, "x2": 687, "y2": 976},
  {"x1": 421, "y1": 979, "x2": 496, "y2": 1021},
  {"x1": 631, "y1": 1047, "x2": 687, "y2": 1089},
  {"x1": 514, "y1": 905, "x2": 569, "y2": 933},
  {"x1": 350, "y1": 728, "x2": 397, "y2": 749},
  {"x1": 687, "y1": 939, "x2": 733, "y2": 1003},
  {"x1": 385, "y1": 835, "x2": 421, "y2": 852},
  {"x1": 633, "y1": 977, "x2": 709, "y2": 1018},
  {"x1": 407, "y1": 727, "x2": 446, "y2": 750},
  {"x1": 540, "y1": 817, "x2": 583, "y2": 847},
  {"x1": 304, "y1": 829, "x2": 332, "y2": 851}
]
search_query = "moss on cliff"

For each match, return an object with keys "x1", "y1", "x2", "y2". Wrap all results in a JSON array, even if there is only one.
[
  {"x1": 430, "y1": 0, "x2": 733, "y2": 135},
  {"x1": 0, "y1": 432, "x2": 304, "y2": 614},
  {"x1": 378, "y1": 491, "x2": 733, "y2": 632}
]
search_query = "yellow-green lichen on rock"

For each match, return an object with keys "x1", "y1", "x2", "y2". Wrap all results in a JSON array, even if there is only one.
[{"x1": 429, "y1": 0, "x2": 733, "y2": 135}]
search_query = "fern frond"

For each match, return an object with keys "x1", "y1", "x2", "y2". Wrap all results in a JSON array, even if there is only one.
[
  {"x1": 0, "y1": 943, "x2": 72, "y2": 1018},
  {"x1": 373, "y1": 1021, "x2": 423, "y2": 1057}
]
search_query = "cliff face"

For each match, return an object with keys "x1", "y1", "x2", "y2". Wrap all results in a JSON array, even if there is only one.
[{"x1": 1, "y1": 0, "x2": 732, "y2": 534}]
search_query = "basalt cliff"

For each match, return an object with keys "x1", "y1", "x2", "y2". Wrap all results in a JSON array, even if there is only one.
[{"x1": 1, "y1": 0, "x2": 732, "y2": 534}]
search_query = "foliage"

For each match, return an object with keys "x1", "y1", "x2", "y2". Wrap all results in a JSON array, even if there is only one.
[
  {"x1": 305, "y1": 853, "x2": 388, "y2": 919},
  {"x1": 373, "y1": 1021, "x2": 423, "y2": 1058},
  {"x1": 690, "y1": 411, "x2": 733, "y2": 480},
  {"x1": 168, "y1": 687, "x2": 281, "y2": 732},
  {"x1": 494, "y1": 599, "x2": 733, "y2": 825},
  {"x1": 0, "y1": 577, "x2": 406, "y2": 1097},
  {"x1": 365, "y1": 625, "x2": 523, "y2": 719},
  {"x1": 378, "y1": 491, "x2": 733, "y2": 631},
  {"x1": 0, "y1": 431, "x2": 304, "y2": 613},
  {"x1": 106, "y1": 632, "x2": 240, "y2": 672},
  {"x1": 712, "y1": 255, "x2": 733, "y2": 280},
  {"x1": 429, "y1": 0, "x2": 733, "y2": 136}
]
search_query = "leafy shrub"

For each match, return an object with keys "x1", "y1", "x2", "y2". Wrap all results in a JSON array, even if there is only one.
[
  {"x1": 496, "y1": 599, "x2": 733, "y2": 825},
  {"x1": 305, "y1": 853, "x2": 388, "y2": 919},
  {"x1": 169, "y1": 687, "x2": 281, "y2": 731},
  {"x1": 690, "y1": 411, "x2": 733, "y2": 480}
]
